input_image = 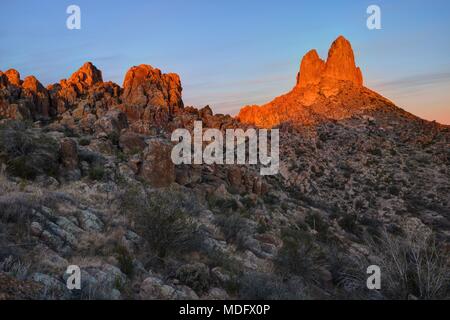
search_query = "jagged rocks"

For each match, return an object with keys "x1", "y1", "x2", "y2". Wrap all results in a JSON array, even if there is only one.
[
  {"x1": 237, "y1": 36, "x2": 376, "y2": 127},
  {"x1": 324, "y1": 36, "x2": 363, "y2": 86},
  {"x1": 21, "y1": 76, "x2": 52, "y2": 119},
  {"x1": 121, "y1": 64, "x2": 184, "y2": 132},
  {"x1": 122, "y1": 64, "x2": 183, "y2": 111},
  {"x1": 297, "y1": 50, "x2": 326, "y2": 87}
]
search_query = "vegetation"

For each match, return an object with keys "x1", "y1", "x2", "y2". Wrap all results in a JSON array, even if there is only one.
[
  {"x1": 120, "y1": 187, "x2": 201, "y2": 258},
  {"x1": 0, "y1": 122, "x2": 59, "y2": 180}
]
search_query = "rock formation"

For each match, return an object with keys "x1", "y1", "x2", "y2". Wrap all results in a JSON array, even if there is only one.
[
  {"x1": 1, "y1": 62, "x2": 188, "y2": 134},
  {"x1": 296, "y1": 50, "x2": 326, "y2": 87},
  {"x1": 120, "y1": 64, "x2": 184, "y2": 133},
  {"x1": 237, "y1": 36, "x2": 386, "y2": 128}
]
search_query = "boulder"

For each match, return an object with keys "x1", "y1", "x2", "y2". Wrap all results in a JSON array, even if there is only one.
[
  {"x1": 60, "y1": 138, "x2": 79, "y2": 170},
  {"x1": 139, "y1": 139, "x2": 175, "y2": 187},
  {"x1": 119, "y1": 131, "x2": 146, "y2": 154},
  {"x1": 94, "y1": 110, "x2": 128, "y2": 136}
]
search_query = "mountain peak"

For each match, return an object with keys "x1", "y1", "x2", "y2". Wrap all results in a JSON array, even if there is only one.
[
  {"x1": 67, "y1": 62, "x2": 103, "y2": 88},
  {"x1": 296, "y1": 49, "x2": 326, "y2": 87},
  {"x1": 237, "y1": 36, "x2": 392, "y2": 127},
  {"x1": 5, "y1": 69, "x2": 21, "y2": 86},
  {"x1": 296, "y1": 36, "x2": 363, "y2": 88},
  {"x1": 324, "y1": 35, "x2": 363, "y2": 86}
]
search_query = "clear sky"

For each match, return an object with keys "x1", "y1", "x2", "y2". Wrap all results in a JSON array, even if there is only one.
[{"x1": 1, "y1": 0, "x2": 449, "y2": 124}]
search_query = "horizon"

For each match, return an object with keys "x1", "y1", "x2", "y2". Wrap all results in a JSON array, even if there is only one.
[{"x1": 1, "y1": 0, "x2": 449, "y2": 124}]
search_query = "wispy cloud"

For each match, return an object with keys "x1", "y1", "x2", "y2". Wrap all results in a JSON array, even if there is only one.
[{"x1": 371, "y1": 71, "x2": 450, "y2": 94}]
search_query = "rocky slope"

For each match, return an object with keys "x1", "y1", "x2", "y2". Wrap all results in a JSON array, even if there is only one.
[{"x1": 0, "y1": 37, "x2": 449, "y2": 300}]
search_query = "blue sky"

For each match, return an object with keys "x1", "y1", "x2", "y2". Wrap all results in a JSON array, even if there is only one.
[{"x1": 1, "y1": 0, "x2": 449, "y2": 123}]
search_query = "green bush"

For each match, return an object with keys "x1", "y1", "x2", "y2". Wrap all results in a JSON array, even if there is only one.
[
  {"x1": 121, "y1": 187, "x2": 201, "y2": 258},
  {"x1": 79, "y1": 138, "x2": 91, "y2": 146},
  {"x1": 305, "y1": 212, "x2": 329, "y2": 240},
  {"x1": 275, "y1": 227, "x2": 326, "y2": 283},
  {"x1": 214, "y1": 213, "x2": 249, "y2": 248},
  {"x1": 0, "y1": 122, "x2": 59, "y2": 180},
  {"x1": 115, "y1": 245, "x2": 134, "y2": 277},
  {"x1": 338, "y1": 214, "x2": 361, "y2": 236},
  {"x1": 176, "y1": 263, "x2": 211, "y2": 294},
  {"x1": 88, "y1": 165, "x2": 105, "y2": 181}
]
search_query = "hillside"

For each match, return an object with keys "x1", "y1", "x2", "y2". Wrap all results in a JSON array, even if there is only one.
[{"x1": 0, "y1": 37, "x2": 449, "y2": 300}]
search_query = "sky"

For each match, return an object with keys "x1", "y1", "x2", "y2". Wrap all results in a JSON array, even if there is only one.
[{"x1": 1, "y1": 0, "x2": 449, "y2": 124}]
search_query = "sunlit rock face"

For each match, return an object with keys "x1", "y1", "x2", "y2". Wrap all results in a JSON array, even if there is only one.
[
  {"x1": 322, "y1": 36, "x2": 363, "y2": 87},
  {"x1": 120, "y1": 64, "x2": 184, "y2": 133},
  {"x1": 0, "y1": 69, "x2": 51, "y2": 120},
  {"x1": 237, "y1": 36, "x2": 383, "y2": 128}
]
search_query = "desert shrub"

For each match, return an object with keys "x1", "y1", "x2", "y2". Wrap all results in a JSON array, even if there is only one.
[
  {"x1": 207, "y1": 195, "x2": 239, "y2": 211},
  {"x1": 338, "y1": 214, "x2": 361, "y2": 236},
  {"x1": 214, "y1": 213, "x2": 249, "y2": 248},
  {"x1": 0, "y1": 123, "x2": 59, "y2": 179},
  {"x1": 238, "y1": 272, "x2": 305, "y2": 300},
  {"x1": 107, "y1": 132, "x2": 120, "y2": 145},
  {"x1": 263, "y1": 193, "x2": 279, "y2": 205},
  {"x1": 0, "y1": 193, "x2": 36, "y2": 240},
  {"x1": 61, "y1": 125, "x2": 79, "y2": 138},
  {"x1": 256, "y1": 220, "x2": 270, "y2": 234},
  {"x1": 176, "y1": 263, "x2": 211, "y2": 294},
  {"x1": 305, "y1": 212, "x2": 329, "y2": 241},
  {"x1": 338, "y1": 230, "x2": 450, "y2": 299},
  {"x1": 88, "y1": 164, "x2": 105, "y2": 181},
  {"x1": 0, "y1": 255, "x2": 30, "y2": 281},
  {"x1": 275, "y1": 227, "x2": 327, "y2": 284},
  {"x1": 371, "y1": 231, "x2": 450, "y2": 299},
  {"x1": 121, "y1": 187, "x2": 201, "y2": 258},
  {"x1": 78, "y1": 138, "x2": 91, "y2": 146},
  {"x1": 359, "y1": 216, "x2": 383, "y2": 238},
  {"x1": 369, "y1": 147, "x2": 382, "y2": 157},
  {"x1": 114, "y1": 245, "x2": 134, "y2": 277}
]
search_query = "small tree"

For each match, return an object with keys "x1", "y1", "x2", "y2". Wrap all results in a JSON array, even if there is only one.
[{"x1": 121, "y1": 186, "x2": 201, "y2": 258}]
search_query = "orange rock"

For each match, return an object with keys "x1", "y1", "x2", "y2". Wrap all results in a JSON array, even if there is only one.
[
  {"x1": 297, "y1": 50, "x2": 326, "y2": 87},
  {"x1": 237, "y1": 36, "x2": 379, "y2": 128},
  {"x1": 121, "y1": 64, "x2": 184, "y2": 132},
  {"x1": 21, "y1": 76, "x2": 51, "y2": 118},
  {"x1": 67, "y1": 62, "x2": 103, "y2": 92},
  {"x1": 5, "y1": 69, "x2": 21, "y2": 86},
  {"x1": 122, "y1": 64, "x2": 183, "y2": 111},
  {"x1": 323, "y1": 36, "x2": 363, "y2": 86}
]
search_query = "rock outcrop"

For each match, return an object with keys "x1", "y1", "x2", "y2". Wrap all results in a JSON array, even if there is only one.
[
  {"x1": 48, "y1": 62, "x2": 107, "y2": 114},
  {"x1": 120, "y1": 64, "x2": 184, "y2": 133},
  {"x1": 0, "y1": 69, "x2": 51, "y2": 120},
  {"x1": 237, "y1": 36, "x2": 379, "y2": 127},
  {"x1": 21, "y1": 76, "x2": 51, "y2": 118},
  {"x1": 1, "y1": 62, "x2": 188, "y2": 134},
  {"x1": 296, "y1": 37, "x2": 363, "y2": 88},
  {"x1": 322, "y1": 36, "x2": 363, "y2": 86},
  {"x1": 296, "y1": 50, "x2": 326, "y2": 87}
]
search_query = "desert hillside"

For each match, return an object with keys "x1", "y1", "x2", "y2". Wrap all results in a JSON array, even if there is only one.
[{"x1": 0, "y1": 37, "x2": 449, "y2": 300}]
